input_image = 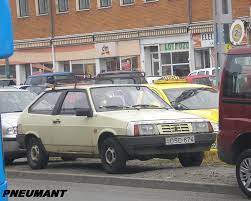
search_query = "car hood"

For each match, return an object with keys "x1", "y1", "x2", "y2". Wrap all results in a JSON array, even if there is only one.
[
  {"x1": 97, "y1": 109, "x2": 206, "y2": 123},
  {"x1": 183, "y1": 109, "x2": 218, "y2": 123},
  {"x1": 1, "y1": 112, "x2": 21, "y2": 128}
]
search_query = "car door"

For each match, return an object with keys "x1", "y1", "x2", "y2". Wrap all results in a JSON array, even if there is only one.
[
  {"x1": 51, "y1": 90, "x2": 94, "y2": 154},
  {"x1": 28, "y1": 91, "x2": 63, "y2": 151}
]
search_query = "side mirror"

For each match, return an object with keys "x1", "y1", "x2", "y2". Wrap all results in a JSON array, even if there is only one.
[{"x1": 76, "y1": 109, "x2": 93, "y2": 117}]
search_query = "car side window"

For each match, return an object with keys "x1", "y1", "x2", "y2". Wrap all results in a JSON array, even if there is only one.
[
  {"x1": 29, "y1": 91, "x2": 62, "y2": 115},
  {"x1": 60, "y1": 91, "x2": 90, "y2": 115}
]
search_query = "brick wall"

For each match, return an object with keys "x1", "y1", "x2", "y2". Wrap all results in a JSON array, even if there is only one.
[{"x1": 11, "y1": 0, "x2": 251, "y2": 40}]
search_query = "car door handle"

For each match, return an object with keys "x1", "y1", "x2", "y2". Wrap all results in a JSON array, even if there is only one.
[{"x1": 52, "y1": 119, "x2": 61, "y2": 124}]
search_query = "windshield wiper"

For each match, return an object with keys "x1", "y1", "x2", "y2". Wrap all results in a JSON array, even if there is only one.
[
  {"x1": 99, "y1": 105, "x2": 131, "y2": 110},
  {"x1": 131, "y1": 104, "x2": 167, "y2": 109}
]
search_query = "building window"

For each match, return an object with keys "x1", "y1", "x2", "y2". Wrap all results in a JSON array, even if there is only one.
[
  {"x1": 78, "y1": 0, "x2": 90, "y2": 10},
  {"x1": 100, "y1": 0, "x2": 111, "y2": 8},
  {"x1": 57, "y1": 0, "x2": 69, "y2": 13},
  {"x1": 144, "y1": 0, "x2": 158, "y2": 3},
  {"x1": 121, "y1": 0, "x2": 134, "y2": 5},
  {"x1": 17, "y1": 0, "x2": 29, "y2": 17},
  {"x1": 37, "y1": 0, "x2": 49, "y2": 15}
]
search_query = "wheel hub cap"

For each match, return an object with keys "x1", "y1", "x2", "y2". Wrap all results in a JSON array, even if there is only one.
[
  {"x1": 240, "y1": 158, "x2": 251, "y2": 192},
  {"x1": 31, "y1": 145, "x2": 39, "y2": 161},
  {"x1": 105, "y1": 147, "x2": 116, "y2": 164}
]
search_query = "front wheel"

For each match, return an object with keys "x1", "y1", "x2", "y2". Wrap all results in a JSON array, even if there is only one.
[
  {"x1": 100, "y1": 138, "x2": 127, "y2": 174},
  {"x1": 178, "y1": 152, "x2": 204, "y2": 167},
  {"x1": 27, "y1": 137, "x2": 48, "y2": 170},
  {"x1": 236, "y1": 150, "x2": 251, "y2": 198}
]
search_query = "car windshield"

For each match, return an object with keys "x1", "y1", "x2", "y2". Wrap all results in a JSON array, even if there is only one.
[
  {"x1": 163, "y1": 87, "x2": 218, "y2": 110},
  {"x1": 91, "y1": 86, "x2": 171, "y2": 112},
  {"x1": 0, "y1": 91, "x2": 36, "y2": 113}
]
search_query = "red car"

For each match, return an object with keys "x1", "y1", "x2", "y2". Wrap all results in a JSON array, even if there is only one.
[
  {"x1": 186, "y1": 75, "x2": 217, "y2": 88},
  {"x1": 218, "y1": 47, "x2": 251, "y2": 197}
]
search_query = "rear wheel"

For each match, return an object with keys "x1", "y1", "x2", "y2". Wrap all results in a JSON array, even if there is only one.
[
  {"x1": 61, "y1": 156, "x2": 77, "y2": 161},
  {"x1": 236, "y1": 149, "x2": 251, "y2": 198},
  {"x1": 178, "y1": 152, "x2": 204, "y2": 167},
  {"x1": 100, "y1": 138, "x2": 127, "y2": 174},
  {"x1": 26, "y1": 137, "x2": 48, "y2": 170}
]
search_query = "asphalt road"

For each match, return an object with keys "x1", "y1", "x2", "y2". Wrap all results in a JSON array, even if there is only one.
[{"x1": 7, "y1": 178, "x2": 247, "y2": 201}]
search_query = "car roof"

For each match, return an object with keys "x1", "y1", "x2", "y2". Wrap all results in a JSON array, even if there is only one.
[
  {"x1": 0, "y1": 87, "x2": 28, "y2": 92},
  {"x1": 97, "y1": 71, "x2": 145, "y2": 77},
  {"x1": 27, "y1": 72, "x2": 73, "y2": 78},
  {"x1": 149, "y1": 83, "x2": 211, "y2": 89},
  {"x1": 46, "y1": 84, "x2": 149, "y2": 91},
  {"x1": 228, "y1": 47, "x2": 251, "y2": 55}
]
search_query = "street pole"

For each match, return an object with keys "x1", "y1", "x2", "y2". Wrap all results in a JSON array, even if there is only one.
[
  {"x1": 213, "y1": 0, "x2": 232, "y2": 87},
  {"x1": 49, "y1": 0, "x2": 56, "y2": 71}
]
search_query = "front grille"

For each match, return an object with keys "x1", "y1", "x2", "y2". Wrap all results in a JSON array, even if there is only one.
[{"x1": 159, "y1": 123, "x2": 191, "y2": 134}]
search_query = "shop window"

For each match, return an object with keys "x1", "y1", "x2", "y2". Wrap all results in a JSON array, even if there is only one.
[
  {"x1": 16, "y1": 0, "x2": 29, "y2": 17},
  {"x1": 63, "y1": 61, "x2": 70, "y2": 72},
  {"x1": 85, "y1": 63, "x2": 96, "y2": 76},
  {"x1": 173, "y1": 65, "x2": 190, "y2": 77},
  {"x1": 121, "y1": 56, "x2": 138, "y2": 71},
  {"x1": 72, "y1": 64, "x2": 84, "y2": 74},
  {"x1": 195, "y1": 49, "x2": 210, "y2": 69},
  {"x1": 161, "y1": 53, "x2": 171, "y2": 64},
  {"x1": 172, "y1": 52, "x2": 189, "y2": 64},
  {"x1": 150, "y1": 46, "x2": 158, "y2": 52}
]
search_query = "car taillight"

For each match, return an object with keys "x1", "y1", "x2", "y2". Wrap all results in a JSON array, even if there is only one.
[{"x1": 17, "y1": 124, "x2": 23, "y2": 135}]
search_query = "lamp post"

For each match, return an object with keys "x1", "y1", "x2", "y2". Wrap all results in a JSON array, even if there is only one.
[
  {"x1": 213, "y1": 0, "x2": 232, "y2": 86},
  {"x1": 49, "y1": 0, "x2": 56, "y2": 71}
]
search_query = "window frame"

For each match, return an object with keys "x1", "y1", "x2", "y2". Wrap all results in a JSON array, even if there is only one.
[
  {"x1": 56, "y1": 89, "x2": 92, "y2": 116},
  {"x1": 144, "y1": 0, "x2": 159, "y2": 3},
  {"x1": 98, "y1": 0, "x2": 112, "y2": 9},
  {"x1": 120, "y1": 0, "x2": 134, "y2": 6},
  {"x1": 56, "y1": 0, "x2": 69, "y2": 14},
  {"x1": 35, "y1": 0, "x2": 49, "y2": 16},
  {"x1": 76, "y1": 0, "x2": 90, "y2": 11},
  {"x1": 16, "y1": 0, "x2": 29, "y2": 18},
  {"x1": 28, "y1": 91, "x2": 65, "y2": 115}
]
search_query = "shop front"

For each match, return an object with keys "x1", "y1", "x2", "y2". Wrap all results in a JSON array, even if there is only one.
[{"x1": 141, "y1": 35, "x2": 191, "y2": 77}]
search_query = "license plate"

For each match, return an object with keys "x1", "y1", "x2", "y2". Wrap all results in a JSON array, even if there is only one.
[{"x1": 165, "y1": 135, "x2": 195, "y2": 145}]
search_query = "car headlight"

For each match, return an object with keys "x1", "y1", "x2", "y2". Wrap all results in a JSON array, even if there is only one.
[
  {"x1": 134, "y1": 124, "x2": 159, "y2": 136},
  {"x1": 6, "y1": 127, "x2": 17, "y2": 136},
  {"x1": 191, "y1": 122, "x2": 213, "y2": 133},
  {"x1": 211, "y1": 122, "x2": 219, "y2": 132}
]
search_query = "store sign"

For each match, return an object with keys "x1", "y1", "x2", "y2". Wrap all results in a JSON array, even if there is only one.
[
  {"x1": 95, "y1": 42, "x2": 117, "y2": 57},
  {"x1": 164, "y1": 42, "x2": 189, "y2": 51},
  {"x1": 230, "y1": 20, "x2": 245, "y2": 46},
  {"x1": 201, "y1": 33, "x2": 214, "y2": 48}
]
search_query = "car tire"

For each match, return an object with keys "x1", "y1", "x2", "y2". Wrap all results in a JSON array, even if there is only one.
[
  {"x1": 61, "y1": 156, "x2": 77, "y2": 161},
  {"x1": 26, "y1": 137, "x2": 48, "y2": 170},
  {"x1": 4, "y1": 157, "x2": 14, "y2": 166},
  {"x1": 100, "y1": 138, "x2": 127, "y2": 174},
  {"x1": 178, "y1": 152, "x2": 204, "y2": 167},
  {"x1": 236, "y1": 149, "x2": 251, "y2": 198}
]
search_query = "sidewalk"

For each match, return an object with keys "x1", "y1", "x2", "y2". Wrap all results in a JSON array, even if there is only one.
[{"x1": 6, "y1": 157, "x2": 240, "y2": 195}]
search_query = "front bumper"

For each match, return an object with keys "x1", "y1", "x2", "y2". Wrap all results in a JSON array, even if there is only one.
[
  {"x1": 3, "y1": 137, "x2": 26, "y2": 159},
  {"x1": 117, "y1": 133, "x2": 216, "y2": 158}
]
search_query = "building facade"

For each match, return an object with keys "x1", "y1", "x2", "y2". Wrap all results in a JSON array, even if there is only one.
[{"x1": 2, "y1": 0, "x2": 251, "y2": 84}]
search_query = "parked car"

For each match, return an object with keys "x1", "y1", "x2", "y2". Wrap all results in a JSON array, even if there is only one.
[
  {"x1": 0, "y1": 88, "x2": 36, "y2": 164},
  {"x1": 17, "y1": 84, "x2": 216, "y2": 173},
  {"x1": 188, "y1": 68, "x2": 219, "y2": 76},
  {"x1": 186, "y1": 75, "x2": 213, "y2": 86},
  {"x1": 24, "y1": 72, "x2": 75, "y2": 86},
  {"x1": 95, "y1": 71, "x2": 148, "y2": 84},
  {"x1": 0, "y1": 79, "x2": 16, "y2": 86},
  {"x1": 148, "y1": 76, "x2": 219, "y2": 149},
  {"x1": 218, "y1": 47, "x2": 251, "y2": 197}
]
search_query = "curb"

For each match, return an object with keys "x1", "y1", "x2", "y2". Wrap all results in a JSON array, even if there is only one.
[{"x1": 6, "y1": 169, "x2": 240, "y2": 195}]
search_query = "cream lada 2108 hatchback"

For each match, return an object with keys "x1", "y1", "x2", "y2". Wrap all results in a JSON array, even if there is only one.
[{"x1": 17, "y1": 84, "x2": 216, "y2": 173}]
